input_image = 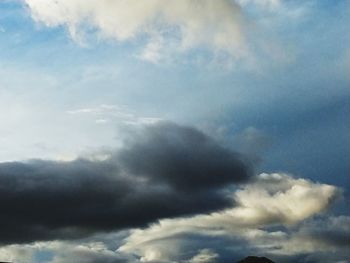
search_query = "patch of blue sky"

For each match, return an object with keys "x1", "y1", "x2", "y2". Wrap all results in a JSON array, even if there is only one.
[
  {"x1": 0, "y1": 0, "x2": 348, "y2": 186},
  {"x1": 34, "y1": 250, "x2": 54, "y2": 263}
]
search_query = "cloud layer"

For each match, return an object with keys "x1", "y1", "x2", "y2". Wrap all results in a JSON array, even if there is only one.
[
  {"x1": 24, "y1": 0, "x2": 247, "y2": 62},
  {"x1": 0, "y1": 121, "x2": 250, "y2": 245},
  {"x1": 119, "y1": 173, "x2": 340, "y2": 262},
  {"x1": 0, "y1": 173, "x2": 343, "y2": 263}
]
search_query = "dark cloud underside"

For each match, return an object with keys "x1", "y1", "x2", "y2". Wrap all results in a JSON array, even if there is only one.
[{"x1": 0, "y1": 121, "x2": 250, "y2": 245}]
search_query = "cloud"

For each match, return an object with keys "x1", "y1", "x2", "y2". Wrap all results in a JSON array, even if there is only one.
[
  {"x1": 1, "y1": 215, "x2": 348, "y2": 263},
  {"x1": 279, "y1": 216, "x2": 350, "y2": 255},
  {"x1": 47, "y1": 242, "x2": 129, "y2": 263},
  {"x1": 24, "y1": 0, "x2": 247, "y2": 62},
  {"x1": 232, "y1": 173, "x2": 339, "y2": 225},
  {"x1": 236, "y1": 0, "x2": 281, "y2": 11},
  {"x1": 231, "y1": 126, "x2": 271, "y2": 165},
  {"x1": 0, "y1": 170, "x2": 345, "y2": 263},
  {"x1": 0, "y1": 121, "x2": 250, "y2": 245},
  {"x1": 0, "y1": 240, "x2": 132, "y2": 263},
  {"x1": 118, "y1": 121, "x2": 250, "y2": 191},
  {"x1": 119, "y1": 173, "x2": 339, "y2": 262},
  {"x1": 66, "y1": 104, "x2": 161, "y2": 126},
  {"x1": 189, "y1": 249, "x2": 219, "y2": 263},
  {"x1": 257, "y1": 216, "x2": 350, "y2": 263}
]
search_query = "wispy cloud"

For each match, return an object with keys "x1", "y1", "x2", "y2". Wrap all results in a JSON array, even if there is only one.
[{"x1": 66, "y1": 104, "x2": 161, "y2": 125}]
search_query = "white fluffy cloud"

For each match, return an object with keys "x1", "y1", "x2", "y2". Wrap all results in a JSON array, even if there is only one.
[
  {"x1": 232, "y1": 173, "x2": 339, "y2": 225},
  {"x1": 119, "y1": 173, "x2": 339, "y2": 262},
  {"x1": 24, "y1": 0, "x2": 248, "y2": 62}
]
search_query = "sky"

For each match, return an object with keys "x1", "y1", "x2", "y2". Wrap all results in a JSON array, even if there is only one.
[{"x1": 0, "y1": 0, "x2": 349, "y2": 262}]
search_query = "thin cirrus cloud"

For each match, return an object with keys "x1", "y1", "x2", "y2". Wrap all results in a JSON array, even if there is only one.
[
  {"x1": 66, "y1": 104, "x2": 162, "y2": 126},
  {"x1": 24, "y1": 0, "x2": 249, "y2": 62},
  {"x1": 0, "y1": 121, "x2": 251, "y2": 245}
]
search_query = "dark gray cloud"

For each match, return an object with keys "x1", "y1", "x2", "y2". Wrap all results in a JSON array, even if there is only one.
[
  {"x1": 118, "y1": 122, "x2": 249, "y2": 191},
  {"x1": 296, "y1": 216, "x2": 350, "y2": 249},
  {"x1": 0, "y1": 121, "x2": 251, "y2": 245}
]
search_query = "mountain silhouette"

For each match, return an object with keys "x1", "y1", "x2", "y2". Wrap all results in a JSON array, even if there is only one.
[{"x1": 236, "y1": 256, "x2": 275, "y2": 263}]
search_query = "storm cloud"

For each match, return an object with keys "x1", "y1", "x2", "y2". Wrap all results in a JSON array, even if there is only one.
[{"x1": 0, "y1": 121, "x2": 250, "y2": 245}]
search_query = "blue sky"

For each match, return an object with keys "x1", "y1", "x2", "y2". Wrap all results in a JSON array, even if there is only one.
[{"x1": 0, "y1": 1, "x2": 349, "y2": 262}]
